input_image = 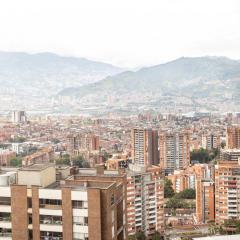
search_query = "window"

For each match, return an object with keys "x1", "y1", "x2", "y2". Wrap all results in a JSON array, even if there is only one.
[
  {"x1": 73, "y1": 232, "x2": 88, "y2": 240},
  {"x1": 73, "y1": 216, "x2": 88, "y2": 226},
  {"x1": 0, "y1": 197, "x2": 11, "y2": 206},
  {"x1": 111, "y1": 194, "x2": 115, "y2": 205},
  {"x1": 39, "y1": 199, "x2": 62, "y2": 206},
  {"x1": 72, "y1": 201, "x2": 88, "y2": 209}
]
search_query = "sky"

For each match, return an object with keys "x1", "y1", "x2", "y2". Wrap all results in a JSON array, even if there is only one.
[{"x1": 0, "y1": 0, "x2": 240, "y2": 68}]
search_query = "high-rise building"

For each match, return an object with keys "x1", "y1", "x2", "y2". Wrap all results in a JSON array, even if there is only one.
[
  {"x1": 201, "y1": 133, "x2": 220, "y2": 150},
  {"x1": 0, "y1": 164, "x2": 127, "y2": 240},
  {"x1": 226, "y1": 126, "x2": 240, "y2": 149},
  {"x1": 220, "y1": 149, "x2": 240, "y2": 162},
  {"x1": 67, "y1": 134, "x2": 100, "y2": 156},
  {"x1": 131, "y1": 128, "x2": 159, "y2": 166},
  {"x1": 126, "y1": 164, "x2": 164, "y2": 238},
  {"x1": 11, "y1": 111, "x2": 27, "y2": 123},
  {"x1": 194, "y1": 164, "x2": 215, "y2": 224},
  {"x1": 196, "y1": 179, "x2": 215, "y2": 224},
  {"x1": 215, "y1": 161, "x2": 240, "y2": 225},
  {"x1": 159, "y1": 131, "x2": 190, "y2": 175}
]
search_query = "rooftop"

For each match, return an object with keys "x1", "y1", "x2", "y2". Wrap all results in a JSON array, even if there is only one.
[{"x1": 20, "y1": 163, "x2": 55, "y2": 172}]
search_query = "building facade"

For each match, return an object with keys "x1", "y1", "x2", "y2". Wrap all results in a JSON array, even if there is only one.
[
  {"x1": 126, "y1": 164, "x2": 164, "y2": 238},
  {"x1": 215, "y1": 161, "x2": 240, "y2": 225},
  {"x1": 131, "y1": 128, "x2": 159, "y2": 166},
  {"x1": 0, "y1": 164, "x2": 127, "y2": 240},
  {"x1": 159, "y1": 131, "x2": 190, "y2": 175},
  {"x1": 226, "y1": 126, "x2": 240, "y2": 149}
]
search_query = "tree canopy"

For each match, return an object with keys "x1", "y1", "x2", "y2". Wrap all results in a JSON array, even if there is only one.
[
  {"x1": 175, "y1": 188, "x2": 196, "y2": 199},
  {"x1": 190, "y1": 148, "x2": 219, "y2": 163},
  {"x1": 164, "y1": 178, "x2": 175, "y2": 198}
]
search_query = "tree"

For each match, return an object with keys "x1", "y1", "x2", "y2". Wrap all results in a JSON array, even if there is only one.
[
  {"x1": 152, "y1": 231, "x2": 164, "y2": 240},
  {"x1": 56, "y1": 154, "x2": 71, "y2": 166},
  {"x1": 190, "y1": 148, "x2": 210, "y2": 163},
  {"x1": 128, "y1": 231, "x2": 146, "y2": 240},
  {"x1": 72, "y1": 155, "x2": 90, "y2": 168},
  {"x1": 164, "y1": 178, "x2": 174, "y2": 198},
  {"x1": 10, "y1": 157, "x2": 22, "y2": 167},
  {"x1": 166, "y1": 197, "x2": 189, "y2": 209},
  {"x1": 9, "y1": 136, "x2": 26, "y2": 143},
  {"x1": 175, "y1": 188, "x2": 196, "y2": 199}
]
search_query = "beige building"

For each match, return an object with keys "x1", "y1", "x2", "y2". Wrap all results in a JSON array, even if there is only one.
[{"x1": 0, "y1": 164, "x2": 127, "y2": 240}]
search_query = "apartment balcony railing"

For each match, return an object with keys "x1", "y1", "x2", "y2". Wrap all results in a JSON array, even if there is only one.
[
  {"x1": 0, "y1": 232, "x2": 12, "y2": 237},
  {"x1": 0, "y1": 217, "x2": 11, "y2": 222},
  {"x1": 39, "y1": 204, "x2": 62, "y2": 210},
  {"x1": 0, "y1": 201, "x2": 11, "y2": 206},
  {"x1": 40, "y1": 220, "x2": 62, "y2": 225},
  {"x1": 40, "y1": 237, "x2": 63, "y2": 240}
]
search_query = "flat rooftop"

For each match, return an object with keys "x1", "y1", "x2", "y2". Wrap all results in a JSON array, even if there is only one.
[{"x1": 20, "y1": 163, "x2": 54, "y2": 172}]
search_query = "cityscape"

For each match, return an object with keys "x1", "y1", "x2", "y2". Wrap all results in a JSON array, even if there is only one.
[
  {"x1": 0, "y1": 111, "x2": 240, "y2": 239},
  {"x1": 1, "y1": 0, "x2": 240, "y2": 240}
]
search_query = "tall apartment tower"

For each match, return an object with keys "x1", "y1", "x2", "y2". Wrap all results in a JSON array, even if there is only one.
[
  {"x1": 11, "y1": 110, "x2": 27, "y2": 123},
  {"x1": 131, "y1": 128, "x2": 159, "y2": 166},
  {"x1": 195, "y1": 164, "x2": 215, "y2": 224},
  {"x1": 0, "y1": 164, "x2": 127, "y2": 240},
  {"x1": 159, "y1": 131, "x2": 190, "y2": 175},
  {"x1": 226, "y1": 126, "x2": 240, "y2": 149},
  {"x1": 215, "y1": 161, "x2": 240, "y2": 225},
  {"x1": 126, "y1": 164, "x2": 164, "y2": 238},
  {"x1": 201, "y1": 133, "x2": 220, "y2": 150}
]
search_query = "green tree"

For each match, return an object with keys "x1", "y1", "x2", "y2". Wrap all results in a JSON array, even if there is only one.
[
  {"x1": 10, "y1": 157, "x2": 22, "y2": 167},
  {"x1": 166, "y1": 197, "x2": 189, "y2": 209},
  {"x1": 72, "y1": 155, "x2": 90, "y2": 168},
  {"x1": 175, "y1": 188, "x2": 196, "y2": 199},
  {"x1": 9, "y1": 136, "x2": 26, "y2": 143},
  {"x1": 164, "y1": 178, "x2": 174, "y2": 198},
  {"x1": 190, "y1": 148, "x2": 210, "y2": 163},
  {"x1": 128, "y1": 231, "x2": 146, "y2": 240},
  {"x1": 190, "y1": 148, "x2": 219, "y2": 163},
  {"x1": 152, "y1": 231, "x2": 164, "y2": 240},
  {"x1": 55, "y1": 154, "x2": 71, "y2": 165}
]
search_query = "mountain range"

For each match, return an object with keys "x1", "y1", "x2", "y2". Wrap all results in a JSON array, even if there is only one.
[
  {"x1": 0, "y1": 52, "x2": 240, "y2": 112},
  {"x1": 59, "y1": 56, "x2": 240, "y2": 111},
  {"x1": 0, "y1": 51, "x2": 123, "y2": 97}
]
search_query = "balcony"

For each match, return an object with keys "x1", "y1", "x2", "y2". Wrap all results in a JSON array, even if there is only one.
[
  {"x1": 40, "y1": 216, "x2": 62, "y2": 225},
  {"x1": 0, "y1": 229, "x2": 12, "y2": 240},
  {"x1": 40, "y1": 204, "x2": 62, "y2": 210},
  {"x1": 0, "y1": 214, "x2": 11, "y2": 229},
  {"x1": 40, "y1": 237, "x2": 62, "y2": 240},
  {"x1": 40, "y1": 231, "x2": 63, "y2": 240},
  {"x1": 0, "y1": 198, "x2": 11, "y2": 213}
]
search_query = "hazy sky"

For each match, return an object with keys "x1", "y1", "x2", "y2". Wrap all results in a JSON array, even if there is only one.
[{"x1": 0, "y1": 0, "x2": 240, "y2": 68}]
